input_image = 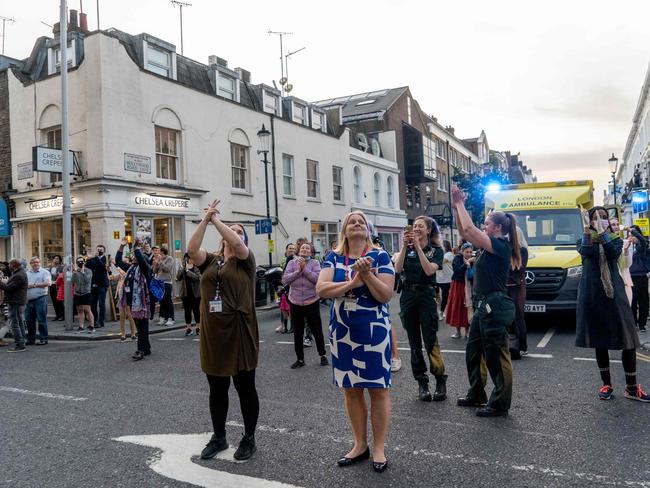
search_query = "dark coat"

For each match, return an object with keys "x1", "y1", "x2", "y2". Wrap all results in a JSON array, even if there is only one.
[
  {"x1": 629, "y1": 230, "x2": 648, "y2": 277},
  {"x1": 175, "y1": 265, "x2": 201, "y2": 298},
  {"x1": 85, "y1": 255, "x2": 110, "y2": 287},
  {"x1": 0, "y1": 267, "x2": 28, "y2": 305},
  {"x1": 576, "y1": 234, "x2": 640, "y2": 350}
]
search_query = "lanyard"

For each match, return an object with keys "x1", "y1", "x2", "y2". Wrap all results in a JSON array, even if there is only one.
[{"x1": 344, "y1": 246, "x2": 369, "y2": 282}]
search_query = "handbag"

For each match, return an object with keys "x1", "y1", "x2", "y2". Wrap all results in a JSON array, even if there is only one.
[{"x1": 149, "y1": 278, "x2": 165, "y2": 301}]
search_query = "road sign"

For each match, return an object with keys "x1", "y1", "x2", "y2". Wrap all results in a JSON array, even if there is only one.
[
  {"x1": 634, "y1": 218, "x2": 650, "y2": 237},
  {"x1": 255, "y1": 218, "x2": 273, "y2": 235},
  {"x1": 632, "y1": 190, "x2": 648, "y2": 214}
]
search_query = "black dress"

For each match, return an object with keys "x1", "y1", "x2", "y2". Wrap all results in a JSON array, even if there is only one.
[{"x1": 575, "y1": 234, "x2": 640, "y2": 350}]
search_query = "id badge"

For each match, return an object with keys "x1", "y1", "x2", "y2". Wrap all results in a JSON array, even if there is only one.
[
  {"x1": 209, "y1": 300, "x2": 223, "y2": 313},
  {"x1": 485, "y1": 303, "x2": 492, "y2": 314},
  {"x1": 344, "y1": 297, "x2": 358, "y2": 312},
  {"x1": 124, "y1": 286, "x2": 130, "y2": 293}
]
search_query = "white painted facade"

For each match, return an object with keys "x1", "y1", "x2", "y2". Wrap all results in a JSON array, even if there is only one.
[
  {"x1": 349, "y1": 133, "x2": 408, "y2": 254},
  {"x1": 7, "y1": 31, "x2": 352, "y2": 265}
]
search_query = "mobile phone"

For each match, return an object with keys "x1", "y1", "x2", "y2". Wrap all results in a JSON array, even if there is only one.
[{"x1": 404, "y1": 225, "x2": 413, "y2": 233}]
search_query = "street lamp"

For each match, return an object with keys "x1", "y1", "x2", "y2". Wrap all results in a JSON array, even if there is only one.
[
  {"x1": 257, "y1": 124, "x2": 273, "y2": 267},
  {"x1": 609, "y1": 153, "x2": 619, "y2": 205}
]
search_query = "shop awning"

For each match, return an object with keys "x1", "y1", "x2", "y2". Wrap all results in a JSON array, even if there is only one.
[{"x1": 0, "y1": 199, "x2": 9, "y2": 237}]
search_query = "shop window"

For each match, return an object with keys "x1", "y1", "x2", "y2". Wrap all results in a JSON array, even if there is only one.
[
  {"x1": 311, "y1": 222, "x2": 338, "y2": 258},
  {"x1": 155, "y1": 126, "x2": 179, "y2": 181}
]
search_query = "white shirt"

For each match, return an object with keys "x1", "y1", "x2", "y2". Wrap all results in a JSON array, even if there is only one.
[
  {"x1": 26, "y1": 267, "x2": 51, "y2": 301},
  {"x1": 436, "y1": 251, "x2": 454, "y2": 284}
]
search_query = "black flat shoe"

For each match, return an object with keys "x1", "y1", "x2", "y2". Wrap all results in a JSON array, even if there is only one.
[
  {"x1": 200, "y1": 434, "x2": 228, "y2": 459},
  {"x1": 372, "y1": 460, "x2": 389, "y2": 473},
  {"x1": 132, "y1": 351, "x2": 145, "y2": 361},
  {"x1": 337, "y1": 447, "x2": 370, "y2": 467},
  {"x1": 476, "y1": 406, "x2": 508, "y2": 417},
  {"x1": 290, "y1": 360, "x2": 305, "y2": 369},
  {"x1": 457, "y1": 397, "x2": 487, "y2": 407}
]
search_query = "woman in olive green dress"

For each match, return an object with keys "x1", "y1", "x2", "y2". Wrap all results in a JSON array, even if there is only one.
[{"x1": 188, "y1": 199, "x2": 260, "y2": 461}]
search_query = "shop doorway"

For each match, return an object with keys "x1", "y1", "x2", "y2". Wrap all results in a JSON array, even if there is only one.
[{"x1": 126, "y1": 215, "x2": 184, "y2": 255}]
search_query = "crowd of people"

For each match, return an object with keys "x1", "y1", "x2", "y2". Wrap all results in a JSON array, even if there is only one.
[{"x1": 0, "y1": 188, "x2": 648, "y2": 472}]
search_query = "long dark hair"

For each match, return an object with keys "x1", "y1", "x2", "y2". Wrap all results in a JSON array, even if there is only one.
[
  {"x1": 414, "y1": 215, "x2": 442, "y2": 248},
  {"x1": 442, "y1": 240, "x2": 452, "y2": 253},
  {"x1": 488, "y1": 211, "x2": 521, "y2": 269}
]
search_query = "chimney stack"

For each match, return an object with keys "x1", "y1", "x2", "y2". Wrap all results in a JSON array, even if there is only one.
[
  {"x1": 445, "y1": 125, "x2": 455, "y2": 136},
  {"x1": 235, "y1": 68, "x2": 251, "y2": 84},
  {"x1": 69, "y1": 9, "x2": 78, "y2": 30},
  {"x1": 79, "y1": 12, "x2": 88, "y2": 31}
]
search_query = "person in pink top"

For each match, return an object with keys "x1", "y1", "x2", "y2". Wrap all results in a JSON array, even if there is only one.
[{"x1": 282, "y1": 242, "x2": 328, "y2": 369}]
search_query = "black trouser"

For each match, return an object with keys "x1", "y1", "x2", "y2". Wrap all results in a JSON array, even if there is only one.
[
  {"x1": 290, "y1": 301, "x2": 326, "y2": 360},
  {"x1": 49, "y1": 285, "x2": 64, "y2": 319},
  {"x1": 91, "y1": 285, "x2": 107, "y2": 326},
  {"x1": 149, "y1": 292, "x2": 157, "y2": 320},
  {"x1": 135, "y1": 318, "x2": 151, "y2": 354},
  {"x1": 465, "y1": 295, "x2": 514, "y2": 411},
  {"x1": 438, "y1": 283, "x2": 450, "y2": 314},
  {"x1": 400, "y1": 288, "x2": 445, "y2": 383},
  {"x1": 207, "y1": 370, "x2": 259, "y2": 438},
  {"x1": 507, "y1": 284, "x2": 527, "y2": 352},
  {"x1": 181, "y1": 296, "x2": 200, "y2": 325},
  {"x1": 159, "y1": 283, "x2": 174, "y2": 320},
  {"x1": 631, "y1": 275, "x2": 649, "y2": 329},
  {"x1": 595, "y1": 348, "x2": 637, "y2": 386}
]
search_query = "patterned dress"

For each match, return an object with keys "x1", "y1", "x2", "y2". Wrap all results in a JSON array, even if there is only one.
[{"x1": 322, "y1": 248, "x2": 395, "y2": 388}]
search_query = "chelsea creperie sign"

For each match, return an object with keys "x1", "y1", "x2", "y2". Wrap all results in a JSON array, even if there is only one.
[
  {"x1": 133, "y1": 195, "x2": 190, "y2": 210},
  {"x1": 32, "y1": 146, "x2": 72, "y2": 173}
]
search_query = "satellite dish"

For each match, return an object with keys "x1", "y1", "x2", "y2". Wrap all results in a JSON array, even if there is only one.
[
  {"x1": 357, "y1": 134, "x2": 369, "y2": 152},
  {"x1": 279, "y1": 77, "x2": 288, "y2": 85},
  {"x1": 370, "y1": 138, "x2": 381, "y2": 156}
]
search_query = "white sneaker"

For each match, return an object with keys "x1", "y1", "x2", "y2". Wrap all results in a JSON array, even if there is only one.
[
  {"x1": 158, "y1": 317, "x2": 166, "y2": 325},
  {"x1": 390, "y1": 358, "x2": 402, "y2": 372},
  {"x1": 303, "y1": 338, "x2": 312, "y2": 347},
  {"x1": 166, "y1": 319, "x2": 175, "y2": 326},
  {"x1": 451, "y1": 332, "x2": 461, "y2": 339}
]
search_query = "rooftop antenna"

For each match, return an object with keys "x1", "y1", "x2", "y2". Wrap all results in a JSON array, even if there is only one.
[
  {"x1": 171, "y1": 0, "x2": 192, "y2": 55},
  {"x1": 268, "y1": 30, "x2": 293, "y2": 97},
  {"x1": 284, "y1": 46, "x2": 305, "y2": 94},
  {"x1": 0, "y1": 15, "x2": 15, "y2": 55}
]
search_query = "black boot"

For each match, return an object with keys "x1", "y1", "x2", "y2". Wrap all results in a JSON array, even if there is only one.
[
  {"x1": 418, "y1": 379, "x2": 432, "y2": 402},
  {"x1": 433, "y1": 374, "x2": 447, "y2": 401}
]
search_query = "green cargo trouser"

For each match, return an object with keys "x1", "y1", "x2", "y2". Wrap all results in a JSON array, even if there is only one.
[
  {"x1": 465, "y1": 293, "x2": 515, "y2": 411},
  {"x1": 400, "y1": 287, "x2": 445, "y2": 383}
]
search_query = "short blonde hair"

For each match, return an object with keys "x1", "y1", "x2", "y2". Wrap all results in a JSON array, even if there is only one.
[{"x1": 333, "y1": 211, "x2": 379, "y2": 255}]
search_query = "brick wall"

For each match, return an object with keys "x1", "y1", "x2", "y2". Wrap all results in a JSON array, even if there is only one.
[{"x1": 0, "y1": 70, "x2": 12, "y2": 193}]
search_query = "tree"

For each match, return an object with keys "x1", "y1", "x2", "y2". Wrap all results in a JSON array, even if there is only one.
[{"x1": 452, "y1": 163, "x2": 510, "y2": 226}]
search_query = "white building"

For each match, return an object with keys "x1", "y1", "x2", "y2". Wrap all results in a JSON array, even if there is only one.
[{"x1": 4, "y1": 24, "x2": 356, "y2": 264}]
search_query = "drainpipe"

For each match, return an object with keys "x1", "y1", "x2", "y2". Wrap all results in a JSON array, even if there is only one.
[
  {"x1": 270, "y1": 115, "x2": 279, "y2": 256},
  {"x1": 446, "y1": 139, "x2": 454, "y2": 246}
]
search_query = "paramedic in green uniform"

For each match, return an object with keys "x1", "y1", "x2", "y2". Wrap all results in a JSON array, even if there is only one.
[
  {"x1": 394, "y1": 215, "x2": 447, "y2": 402},
  {"x1": 452, "y1": 185, "x2": 520, "y2": 417}
]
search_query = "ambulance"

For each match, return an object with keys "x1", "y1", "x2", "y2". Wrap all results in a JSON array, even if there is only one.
[{"x1": 484, "y1": 180, "x2": 596, "y2": 315}]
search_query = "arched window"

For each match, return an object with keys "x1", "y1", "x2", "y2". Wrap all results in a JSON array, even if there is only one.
[
  {"x1": 373, "y1": 173, "x2": 381, "y2": 207},
  {"x1": 353, "y1": 166, "x2": 362, "y2": 203},
  {"x1": 387, "y1": 176, "x2": 394, "y2": 208}
]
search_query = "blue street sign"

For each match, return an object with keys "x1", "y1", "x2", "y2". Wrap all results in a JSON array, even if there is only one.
[
  {"x1": 632, "y1": 190, "x2": 648, "y2": 215},
  {"x1": 255, "y1": 218, "x2": 273, "y2": 235}
]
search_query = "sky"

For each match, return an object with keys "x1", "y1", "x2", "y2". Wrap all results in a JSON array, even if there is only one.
[{"x1": 2, "y1": 0, "x2": 650, "y2": 203}]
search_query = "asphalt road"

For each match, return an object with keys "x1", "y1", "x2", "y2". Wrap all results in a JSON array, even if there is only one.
[{"x1": 2, "y1": 299, "x2": 649, "y2": 488}]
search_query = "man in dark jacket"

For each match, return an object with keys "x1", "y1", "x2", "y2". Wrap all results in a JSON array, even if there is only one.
[
  {"x1": 86, "y1": 244, "x2": 109, "y2": 328},
  {"x1": 629, "y1": 228, "x2": 648, "y2": 332},
  {"x1": 0, "y1": 259, "x2": 28, "y2": 352}
]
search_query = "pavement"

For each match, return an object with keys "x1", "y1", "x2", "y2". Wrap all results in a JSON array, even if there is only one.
[{"x1": 2, "y1": 297, "x2": 650, "y2": 488}]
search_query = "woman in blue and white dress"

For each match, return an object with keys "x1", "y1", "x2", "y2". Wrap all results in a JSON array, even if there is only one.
[{"x1": 317, "y1": 211, "x2": 395, "y2": 473}]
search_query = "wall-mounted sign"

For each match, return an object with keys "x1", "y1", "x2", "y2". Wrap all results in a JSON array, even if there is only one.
[
  {"x1": 17, "y1": 162, "x2": 34, "y2": 180},
  {"x1": 113, "y1": 231, "x2": 121, "y2": 240},
  {"x1": 32, "y1": 146, "x2": 73, "y2": 173},
  {"x1": 0, "y1": 200, "x2": 10, "y2": 237},
  {"x1": 133, "y1": 195, "x2": 190, "y2": 210},
  {"x1": 124, "y1": 153, "x2": 152, "y2": 174},
  {"x1": 26, "y1": 196, "x2": 77, "y2": 212}
]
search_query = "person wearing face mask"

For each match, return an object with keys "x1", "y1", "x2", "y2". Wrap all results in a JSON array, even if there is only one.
[
  {"x1": 282, "y1": 241, "x2": 328, "y2": 368},
  {"x1": 188, "y1": 199, "x2": 260, "y2": 462},
  {"x1": 72, "y1": 256, "x2": 95, "y2": 333},
  {"x1": 86, "y1": 245, "x2": 110, "y2": 328},
  {"x1": 393, "y1": 215, "x2": 447, "y2": 402},
  {"x1": 576, "y1": 207, "x2": 648, "y2": 402}
]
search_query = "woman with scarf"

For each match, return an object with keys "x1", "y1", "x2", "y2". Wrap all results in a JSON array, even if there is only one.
[
  {"x1": 189, "y1": 199, "x2": 260, "y2": 462},
  {"x1": 116, "y1": 237, "x2": 152, "y2": 361},
  {"x1": 576, "y1": 207, "x2": 648, "y2": 402},
  {"x1": 609, "y1": 218, "x2": 633, "y2": 305}
]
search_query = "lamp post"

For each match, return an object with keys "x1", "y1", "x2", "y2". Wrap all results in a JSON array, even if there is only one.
[
  {"x1": 257, "y1": 124, "x2": 273, "y2": 267},
  {"x1": 609, "y1": 153, "x2": 619, "y2": 205}
]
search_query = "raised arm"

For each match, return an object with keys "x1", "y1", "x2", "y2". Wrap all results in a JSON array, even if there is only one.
[{"x1": 452, "y1": 185, "x2": 493, "y2": 253}]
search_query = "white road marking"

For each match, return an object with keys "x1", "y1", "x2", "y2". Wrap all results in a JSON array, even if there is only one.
[
  {"x1": 116, "y1": 424, "x2": 650, "y2": 488},
  {"x1": 159, "y1": 338, "x2": 185, "y2": 341},
  {"x1": 525, "y1": 353, "x2": 553, "y2": 359},
  {"x1": 276, "y1": 341, "x2": 294, "y2": 345},
  {"x1": 114, "y1": 432, "x2": 302, "y2": 488},
  {"x1": 536, "y1": 327, "x2": 557, "y2": 348},
  {"x1": 574, "y1": 357, "x2": 622, "y2": 364},
  {"x1": 0, "y1": 386, "x2": 87, "y2": 402}
]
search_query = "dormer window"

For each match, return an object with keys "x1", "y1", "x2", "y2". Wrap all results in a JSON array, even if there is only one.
[
  {"x1": 263, "y1": 90, "x2": 281, "y2": 116},
  {"x1": 311, "y1": 110, "x2": 326, "y2": 132},
  {"x1": 292, "y1": 102, "x2": 307, "y2": 125},
  {"x1": 217, "y1": 72, "x2": 238, "y2": 101},
  {"x1": 144, "y1": 40, "x2": 176, "y2": 79},
  {"x1": 48, "y1": 41, "x2": 76, "y2": 75}
]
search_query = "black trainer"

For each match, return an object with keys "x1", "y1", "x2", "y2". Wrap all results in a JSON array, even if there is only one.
[
  {"x1": 320, "y1": 355, "x2": 329, "y2": 366},
  {"x1": 291, "y1": 360, "x2": 305, "y2": 369},
  {"x1": 200, "y1": 434, "x2": 228, "y2": 459},
  {"x1": 8, "y1": 345, "x2": 27, "y2": 353},
  {"x1": 233, "y1": 434, "x2": 256, "y2": 461},
  {"x1": 457, "y1": 397, "x2": 487, "y2": 407}
]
